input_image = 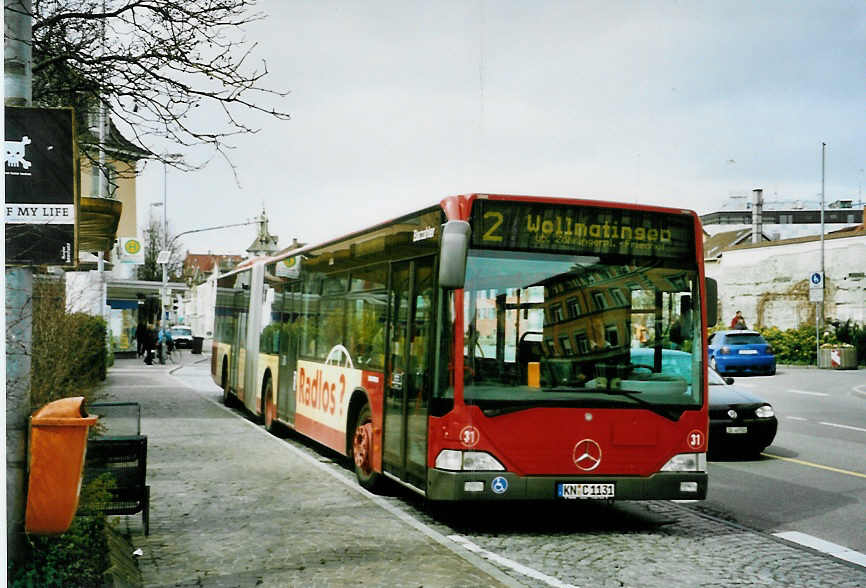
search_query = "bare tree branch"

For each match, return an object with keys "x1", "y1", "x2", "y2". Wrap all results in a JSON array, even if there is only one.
[{"x1": 26, "y1": 0, "x2": 291, "y2": 174}]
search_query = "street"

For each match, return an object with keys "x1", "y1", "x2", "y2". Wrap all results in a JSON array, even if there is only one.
[
  {"x1": 163, "y1": 358, "x2": 866, "y2": 586},
  {"x1": 698, "y1": 366, "x2": 866, "y2": 555}
]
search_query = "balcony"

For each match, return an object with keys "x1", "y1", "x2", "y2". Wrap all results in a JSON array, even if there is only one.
[{"x1": 79, "y1": 196, "x2": 123, "y2": 252}]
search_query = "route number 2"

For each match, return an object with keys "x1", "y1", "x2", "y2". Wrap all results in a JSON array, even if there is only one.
[{"x1": 482, "y1": 211, "x2": 504, "y2": 242}]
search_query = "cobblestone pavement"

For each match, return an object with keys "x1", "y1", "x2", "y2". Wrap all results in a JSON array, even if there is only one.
[{"x1": 102, "y1": 355, "x2": 866, "y2": 587}]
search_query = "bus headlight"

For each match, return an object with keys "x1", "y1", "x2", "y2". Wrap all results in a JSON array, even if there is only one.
[
  {"x1": 434, "y1": 450, "x2": 462, "y2": 470},
  {"x1": 660, "y1": 452, "x2": 706, "y2": 472},
  {"x1": 462, "y1": 451, "x2": 505, "y2": 471},
  {"x1": 434, "y1": 450, "x2": 505, "y2": 471}
]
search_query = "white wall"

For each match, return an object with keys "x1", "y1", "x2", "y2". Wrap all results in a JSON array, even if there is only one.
[
  {"x1": 181, "y1": 272, "x2": 217, "y2": 343},
  {"x1": 65, "y1": 271, "x2": 107, "y2": 316},
  {"x1": 707, "y1": 233, "x2": 866, "y2": 329}
]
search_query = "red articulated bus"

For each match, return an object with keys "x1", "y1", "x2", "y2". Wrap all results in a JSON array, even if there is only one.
[{"x1": 211, "y1": 194, "x2": 718, "y2": 501}]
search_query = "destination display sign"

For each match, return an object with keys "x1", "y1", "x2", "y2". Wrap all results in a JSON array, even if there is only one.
[{"x1": 471, "y1": 200, "x2": 695, "y2": 260}]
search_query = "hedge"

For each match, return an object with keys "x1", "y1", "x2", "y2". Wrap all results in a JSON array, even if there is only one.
[
  {"x1": 757, "y1": 322, "x2": 864, "y2": 366},
  {"x1": 31, "y1": 278, "x2": 108, "y2": 409}
]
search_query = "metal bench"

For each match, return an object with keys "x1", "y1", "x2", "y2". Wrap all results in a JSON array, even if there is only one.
[{"x1": 82, "y1": 402, "x2": 150, "y2": 535}]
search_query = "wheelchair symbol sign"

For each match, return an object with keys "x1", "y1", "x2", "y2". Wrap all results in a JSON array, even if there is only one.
[
  {"x1": 491, "y1": 476, "x2": 508, "y2": 494},
  {"x1": 810, "y1": 272, "x2": 823, "y2": 286}
]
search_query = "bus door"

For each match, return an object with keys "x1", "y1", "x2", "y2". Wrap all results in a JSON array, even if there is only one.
[
  {"x1": 383, "y1": 257, "x2": 435, "y2": 490},
  {"x1": 277, "y1": 319, "x2": 297, "y2": 425},
  {"x1": 231, "y1": 310, "x2": 246, "y2": 400}
]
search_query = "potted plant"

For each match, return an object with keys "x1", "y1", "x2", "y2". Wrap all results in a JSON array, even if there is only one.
[{"x1": 818, "y1": 342, "x2": 857, "y2": 369}]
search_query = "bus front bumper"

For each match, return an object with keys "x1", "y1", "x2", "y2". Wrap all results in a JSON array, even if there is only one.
[{"x1": 426, "y1": 469, "x2": 708, "y2": 501}]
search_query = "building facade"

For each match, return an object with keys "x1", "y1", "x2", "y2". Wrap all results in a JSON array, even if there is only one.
[{"x1": 705, "y1": 229, "x2": 866, "y2": 330}]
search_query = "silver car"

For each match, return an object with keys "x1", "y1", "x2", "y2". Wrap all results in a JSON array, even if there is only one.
[{"x1": 169, "y1": 325, "x2": 193, "y2": 349}]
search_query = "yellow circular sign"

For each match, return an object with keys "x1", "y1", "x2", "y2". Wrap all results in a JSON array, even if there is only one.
[{"x1": 124, "y1": 239, "x2": 141, "y2": 255}]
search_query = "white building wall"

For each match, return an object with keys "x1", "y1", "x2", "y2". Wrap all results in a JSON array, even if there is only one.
[
  {"x1": 181, "y1": 272, "x2": 218, "y2": 345},
  {"x1": 708, "y1": 234, "x2": 866, "y2": 329},
  {"x1": 65, "y1": 271, "x2": 107, "y2": 316}
]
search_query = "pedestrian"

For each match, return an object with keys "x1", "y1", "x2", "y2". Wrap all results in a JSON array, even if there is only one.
[
  {"x1": 144, "y1": 323, "x2": 157, "y2": 365},
  {"x1": 729, "y1": 310, "x2": 747, "y2": 329},
  {"x1": 156, "y1": 324, "x2": 166, "y2": 364},
  {"x1": 159, "y1": 325, "x2": 174, "y2": 363},
  {"x1": 135, "y1": 322, "x2": 147, "y2": 357}
]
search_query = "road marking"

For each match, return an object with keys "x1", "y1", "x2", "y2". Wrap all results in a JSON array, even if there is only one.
[
  {"x1": 762, "y1": 453, "x2": 866, "y2": 479},
  {"x1": 448, "y1": 535, "x2": 578, "y2": 588},
  {"x1": 819, "y1": 421, "x2": 866, "y2": 433},
  {"x1": 782, "y1": 416, "x2": 866, "y2": 434},
  {"x1": 773, "y1": 531, "x2": 866, "y2": 568},
  {"x1": 787, "y1": 389, "x2": 829, "y2": 397},
  {"x1": 109, "y1": 384, "x2": 180, "y2": 389}
]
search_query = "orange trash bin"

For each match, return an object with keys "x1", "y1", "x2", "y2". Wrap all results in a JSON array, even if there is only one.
[{"x1": 25, "y1": 397, "x2": 99, "y2": 535}]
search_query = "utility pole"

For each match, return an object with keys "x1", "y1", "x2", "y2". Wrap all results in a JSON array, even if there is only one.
[
  {"x1": 820, "y1": 142, "x2": 826, "y2": 329},
  {"x1": 5, "y1": 0, "x2": 34, "y2": 566}
]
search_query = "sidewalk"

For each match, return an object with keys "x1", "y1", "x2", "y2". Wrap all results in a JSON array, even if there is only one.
[{"x1": 101, "y1": 355, "x2": 512, "y2": 587}]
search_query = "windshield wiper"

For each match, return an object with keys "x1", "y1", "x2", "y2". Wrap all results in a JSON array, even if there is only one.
[
  {"x1": 590, "y1": 388, "x2": 687, "y2": 421},
  {"x1": 477, "y1": 390, "x2": 688, "y2": 421}
]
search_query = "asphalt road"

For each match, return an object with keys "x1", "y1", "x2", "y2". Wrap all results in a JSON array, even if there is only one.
[{"x1": 697, "y1": 365, "x2": 866, "y2": 554}]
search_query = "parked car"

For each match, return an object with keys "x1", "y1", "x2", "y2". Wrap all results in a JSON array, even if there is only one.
[
  {"x1": 708, "y1": 368, "x2": 778, "y2": 457},
  {"x1": 707, "y1": 330, "x2": 776, "y2": 376},
  {"x1": 169, "y1": 325, "x2": 194, "y2": 349}
]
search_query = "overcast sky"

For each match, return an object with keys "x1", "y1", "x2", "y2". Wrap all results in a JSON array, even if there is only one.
[{"x1": 135, "y1": 0, "x2": 865, "y2": 256}]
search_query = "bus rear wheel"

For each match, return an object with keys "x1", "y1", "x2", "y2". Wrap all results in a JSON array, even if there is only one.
[
  {"x1": 221, "y1": 361, "x2": 234, "y2": 407},
  {"x1": 263, "y1": 375, "x2": 277, "y2": 433},
  {"x1": 352, "y1": 404, "x2": 384, "y2": 492}
]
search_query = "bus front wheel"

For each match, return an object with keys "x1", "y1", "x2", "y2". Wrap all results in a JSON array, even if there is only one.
[{"x1": 352, "y1": 404, "x2": 384, "y2": 492}]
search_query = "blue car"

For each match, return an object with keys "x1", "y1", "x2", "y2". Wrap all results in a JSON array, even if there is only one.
[{"x1": 707, "y1": 330, "x2": 776, "y2": 376}]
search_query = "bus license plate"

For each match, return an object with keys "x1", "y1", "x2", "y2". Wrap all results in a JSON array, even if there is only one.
[{"x1": 558, "y1": 483, "x2": 614, "y2": 499}]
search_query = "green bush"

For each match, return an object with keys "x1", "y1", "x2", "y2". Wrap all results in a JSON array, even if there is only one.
[
  {"x1": 758, "y1": 324, "x2": 840, "y2": 365},
  {"x1": 8, "y1": 476, "x2": 115, "y2": 587},
  {"x1": 31, "y1": 279, "x2": 108, "y2": 409}
]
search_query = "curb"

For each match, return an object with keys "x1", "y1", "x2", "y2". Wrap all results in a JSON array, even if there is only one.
[{"x1": 103, "y1": 524, "x2": 142, "y2": 587}]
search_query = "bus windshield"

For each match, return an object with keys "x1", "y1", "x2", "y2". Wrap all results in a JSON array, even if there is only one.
[{"x1": 449, "y1": 249, "x2": 704, "y2": 416}]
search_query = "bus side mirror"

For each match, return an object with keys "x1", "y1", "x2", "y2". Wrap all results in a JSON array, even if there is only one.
[
  {"x1": 439, "y1": 220, "x2": 470, "y2": 289},
  {"x1": 705, "y1": 277, "x2": 718, "y2": 326}
]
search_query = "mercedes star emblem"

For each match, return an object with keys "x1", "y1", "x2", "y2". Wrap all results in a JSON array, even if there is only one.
[{"x1": 572, "y1": 439, "x2": 602, "y2": 471}]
